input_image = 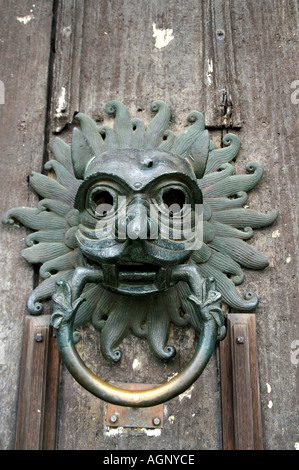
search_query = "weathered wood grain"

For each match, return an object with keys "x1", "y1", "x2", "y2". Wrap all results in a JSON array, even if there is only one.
[
  {"x1": 51, "y1": 0, "x2": 241, "y2": 131},
  {"x1": 15, "y1": 316, "x2": 49, "y2": 450},
  {"x1": 202, "y1": 0, "x2": 242, "y2": 128},
  {"x1": 53, "y1": 0, "x2": 299, "y2": 450},
  {"x1": 1, "y1": 0, "x2": 298, "y2": 452},
  {"x1": 50, "y1": 0, "x2": 84, "y2": 133},
  {"x1": 14, "y1": 315, "x2": 60, "y2": 450},
  {"x1": 228, "y1": 0, "x2": 299, "y2": 450},
  {"x1": 0, "y1": 0, "x2": 54, "y2": 449},
  {"x1": 220, "y1": 314, "x2": 263, "y2": 450},
  {"x1": 42, "y1": 327, "x2": 61, "y2": 450}
]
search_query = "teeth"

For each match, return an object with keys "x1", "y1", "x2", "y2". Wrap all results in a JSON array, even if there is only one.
[
  {"x1": 102, "y1": 264, "x2": 118, "y2": 287},
  {"x1": 155, "y1": 267, "x2": 171, "y2": 289},
  {"x1": 118, "y1": 271, "x2": 156, "y2": 282},
  {"x1": 101, "y1": 263, "x2": 172, "y2": 290}
]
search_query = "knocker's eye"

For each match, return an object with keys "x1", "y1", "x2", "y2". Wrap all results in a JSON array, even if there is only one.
[
  {"x1": 152, "y1": 183, "x2": 191, "y2": 216},
  {"x1": 86, "y1": 185, "x2": 119, "y2": 218},
  {"x1": 93, "y1": 190, "x2": 114, "y2": 216},
  {"x1": 162, "y1": 188, "x2": 186, "y2": 214}
]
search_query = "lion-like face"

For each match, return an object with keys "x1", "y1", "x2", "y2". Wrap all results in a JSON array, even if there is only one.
[
  {"x1": 74, "y1": 148, "x2": 203, "y2": 295},
  {"x1": 2, "y1": 99, "x2": 277, "y2": 363}
]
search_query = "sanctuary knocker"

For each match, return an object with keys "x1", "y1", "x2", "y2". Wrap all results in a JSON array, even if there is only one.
[{"x1": 2, "y1": 100, "x2": 278, "y2": 407}]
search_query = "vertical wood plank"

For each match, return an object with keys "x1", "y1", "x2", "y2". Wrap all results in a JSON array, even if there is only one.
[
  {"x1": 0, "y1": 0, "x2": 55, "y2": 448},
  {"x1": 42, "y1": 331, "x2": 61, "y2": 450},
  {"x1": 202, "y1": 0, "x2": 242, "y2": 128},
  {"x1": 231, "y1": 322, "x2": 254, "y2": 449},
  {"x1": 27, "y1": 325, "x2": 49, "y2": 450},
  {"x1": 220, "y1": 314, "x2": 263, "y2": 450},
  {"x1": 51, "y1": 0, "x2": 85, "y2": 133},
  {"x1": 247, "y1": 316, "x2": 263, "y2": 450},
  {"x1": 14, "y1": 316, "x2": 60, "y2": 450},
  {"x1": 226, "y1": 0, "x2": 299, "y2": 449},
  {"x1": 219, "y1": 325, "x2": 234, "y2": 449}
]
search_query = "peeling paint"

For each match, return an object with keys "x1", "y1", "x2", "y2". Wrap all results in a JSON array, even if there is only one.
[
  {"x1": 266, "y1": 383, "x2": 271, "y2": 393},
  {"x1": 272, "y1": 229, "x2": 280, "y2": 238},
  {"x1": 141, "y1": 427, "x2": 161, "y2": 437},
  {"x1": 167, "y1": 372, "x2": 178, "y2": 381},
  {"x1": 286, "y1": 255, "x2": 292, "y2": 263},
  {"x1": 152, "y1": 23, "x2": 174, "y2": 49},
  {"x1": 62, "y1": 25, "x2": 72, "y2": 37},
  {"x1": 267, "y1": 400, "x2": 273, "y2": 409},
  {"x1": 132, "y1": 358, "x2": 140, "y2": 370},
  {"x1": 168, "y1": 415, "x2": 175, "y2": 424},
  {"x1": 56, "y1": 87, "x2": 67, "y2": 117},
  {"x1": 104, "y1": 425, "x2": 161, "y2": 437},
  {"x1": 295, "y1": 442, "x2": 299, "y2": 450},
  {"x1": 179, "y1": 384, "x2": 194, "y2": 401},
  {"x1": 104, "y1": 426, "x2": 124, "y2": 437},
  {"x1": 17, "y1": 14, "x2": 34, "y2": 24},
  {"x1": 206, "y1": 58, "x2": 213, "y2": 85}
]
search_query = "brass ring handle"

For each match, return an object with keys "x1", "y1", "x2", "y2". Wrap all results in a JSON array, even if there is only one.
[{"x1": 51, "y1": 266, "x2": 225, "y2": 407}]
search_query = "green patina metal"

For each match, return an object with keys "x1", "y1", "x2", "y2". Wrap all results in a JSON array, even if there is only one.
[{"x1": 2, "y1": 100, "x2": 278, "y2": 405}]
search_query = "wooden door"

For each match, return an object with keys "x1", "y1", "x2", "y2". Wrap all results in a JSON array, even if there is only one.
[{"x1": 0, "y1": 0, "x2": 298, "y2": 450}]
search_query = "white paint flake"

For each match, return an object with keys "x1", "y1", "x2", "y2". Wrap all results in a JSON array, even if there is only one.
[
  {"x1": 295, "y1": 442, "x2": 299, "y2": 450},
  {"x1": 266, "y1": 383, "x2": 272, "y2": 393},
  {"x1": 267, "y1": 400, "x2": 273, "y2": 409},
  {"x1": 272, "y1": 230, "x2": 280, "y2": 238},
  {"x1": 17, "y1": 14, "x2": 34, "y2": 24},
  {"x1": 168, "y1": 415, "x2": 175, "y2": 424},
  {"x1": 167, "y1": 372, "x2": 178, "y2": 381},
  {"x1": 152, "y1": 23, "x2": 174, "y2": 49},
  {"x1": 104, "y1": 425, "x2": 161, "y2": 437},
  {"x1": 141, "y1": 428, "x2": 161, "y2": 437},
  {"x1": 179, "y1": 384, "x2": 194, "y2": 401},
  {"x1": 206, "y1": 58, "x2": 213, "y2": 85},
  {"x1": 286, "y1": 255, "x2": 292, "y2": 263},
  {"x1": 104, "y1": 426, "x2": 124, "y2": 437},
  {"x1": 55, "y1": 87, "x2": 67, "y2": 117},
  {"x1": 132, "y1": 358, "x2": 140, "y2": 370}
]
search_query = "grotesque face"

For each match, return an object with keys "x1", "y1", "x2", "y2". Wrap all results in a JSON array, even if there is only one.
[
  {"x1": 74, "y1": 148, "x2": 203, "y2": 295},
  {"x1": 2, "y1": 100, "x2": 278, "y2": 364}
]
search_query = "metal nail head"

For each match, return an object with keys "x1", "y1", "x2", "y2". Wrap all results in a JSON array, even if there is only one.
[
  {"x1": 152, "y1": 417, "x2": 161, "y2": 426},
  {"x1": 109, "y1": 414, "x2": 118, "y2": 424}
]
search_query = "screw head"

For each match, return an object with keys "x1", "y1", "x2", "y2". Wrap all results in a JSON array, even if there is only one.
[
  {"x1": 152, "y1": 417, "x2": 161, "y2": 426},
  {"x1": 35, "y1": 333, "x2": 43, "y2": 342},
  {"x1": 236, "y1": 336, "x2": 244, "y2": 344},
  {"x1": 109, "y1": 414, "x2": 118, "y2": 424}
]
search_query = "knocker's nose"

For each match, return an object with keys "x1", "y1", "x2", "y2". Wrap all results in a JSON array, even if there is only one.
[{"x1": 116, "y1": 197, "x2": 157, "y2": 241}]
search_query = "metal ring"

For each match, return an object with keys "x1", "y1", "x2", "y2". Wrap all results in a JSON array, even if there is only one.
[{"x1": 55, "y1": 313, "x2": 218, "y2": 408}]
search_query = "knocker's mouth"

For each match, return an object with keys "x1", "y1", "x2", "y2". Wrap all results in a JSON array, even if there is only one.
[
  {"x1": 83, "y1": 257, "x2": 175, "y2": 295},
  {"x1": 78, "y1": 226, "x2": 193, "y2": 295}
]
